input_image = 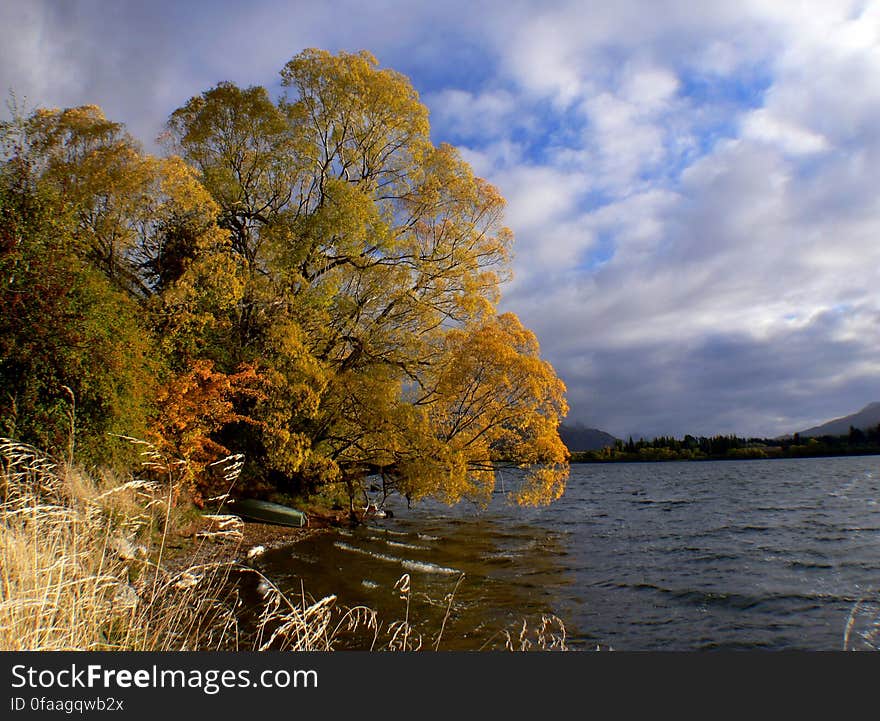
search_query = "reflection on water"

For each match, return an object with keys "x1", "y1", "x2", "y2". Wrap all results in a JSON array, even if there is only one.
[{"x1": 253, "y1": 455, "x2": 880, "y2": 650}]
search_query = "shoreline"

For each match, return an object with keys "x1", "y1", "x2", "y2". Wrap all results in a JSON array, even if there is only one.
[{"x1": 162, "y1": 507, "x2": 350, "y2": 572}]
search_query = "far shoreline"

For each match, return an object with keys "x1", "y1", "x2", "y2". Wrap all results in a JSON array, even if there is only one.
[{"x1": 570, "y1": 450, "x2": 880, "y2": 464}]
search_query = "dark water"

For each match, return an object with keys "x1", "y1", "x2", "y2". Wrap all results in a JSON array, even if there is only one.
[{"x1": 255, "y1": 456, "x2": 880, "y2": 650}]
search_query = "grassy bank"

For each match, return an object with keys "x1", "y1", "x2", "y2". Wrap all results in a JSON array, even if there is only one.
[
  {"x1": 0, "y1": 438, "x2": 378, "y2": 650},
  {"x1": 0, "y1": 439, "x2": 568, "y2": 651}
]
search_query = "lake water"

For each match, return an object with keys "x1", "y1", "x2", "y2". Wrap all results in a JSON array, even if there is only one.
[{"x1": 256, "y1": 456, "x2": 880, "y2": 650}]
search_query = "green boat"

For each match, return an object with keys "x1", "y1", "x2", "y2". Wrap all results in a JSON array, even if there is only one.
[{"x1": 228, "y1": 498, "x2": 308, "y2": 528}]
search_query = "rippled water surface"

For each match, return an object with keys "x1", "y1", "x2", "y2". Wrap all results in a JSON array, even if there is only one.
[{"x1": 257, "y1": 456, "x2": 880, "y2": 650}]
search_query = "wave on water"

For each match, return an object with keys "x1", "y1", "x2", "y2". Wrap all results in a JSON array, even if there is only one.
[
  {"x1": 363, "y1": 534, "x2": 431, "y2": 551},
  {"x1": 631, "y1": 498, "x2": 692, "y2": 506},
  {"x1": 334, "y1": 541, "x2": 460, "y2": 575},
  {"x1": 335, "y1": 540, "x2": 396, "y2": 562},
  {"x1": 624, "y1": 581, "x2": 865, "y2": 608},
  {"x1": 384, "y1": 539, "x2": 430, "y2": 551},
  {"x1": 368, "y1": 527, "x2": 409, "y2": 537},
  {"x1": 401, "y1": 559, "x2": 461, "y2": 575}
]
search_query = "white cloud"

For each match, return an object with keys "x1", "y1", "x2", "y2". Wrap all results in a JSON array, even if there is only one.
[
  {"x1": 493, "y1": 165, "x2": 587, "y2": 232},
  {"x1": 577, "y1": 91, "x2": 669, "y2": 193},
  {"x1": 620, "y1": 65, "x2": 680, "y2": 110},
  {"x1": 425, "y1": 88, "x2": 516, "y2": 140},
  {"x1": 741, "y1": 108, "x2": 830, "y2": 155},
  {"x1": 497, "y1": 9, "x2": 590, "y2": 106}
]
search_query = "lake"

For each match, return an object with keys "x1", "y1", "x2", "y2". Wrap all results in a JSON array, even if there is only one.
[{"x1": 256, "y1": 455, "x2": 880, "y2": 650}]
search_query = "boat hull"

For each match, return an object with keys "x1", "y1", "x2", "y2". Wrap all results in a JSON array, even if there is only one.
[{"x1": 229, "y1": 498, "x2": 308, "y2": 528}]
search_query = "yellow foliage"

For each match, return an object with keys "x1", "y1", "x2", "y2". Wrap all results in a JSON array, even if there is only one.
[
  {"x1": 22, "y1": 107, "x2": 158, "y2": 285},
  {"x1": 9, "y1": 51, "x2": 573, "y2": 509},
  {"x1": 411, "y1": 313, "x2": 569, "y2": 505}
]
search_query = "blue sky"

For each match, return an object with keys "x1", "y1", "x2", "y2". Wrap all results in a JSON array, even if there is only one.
[{"x1": 3, "y1": 0, "x2": 880, "y2": 438}]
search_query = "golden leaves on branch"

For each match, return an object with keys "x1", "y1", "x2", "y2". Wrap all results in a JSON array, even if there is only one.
[{"x1": 410, "y1": 313, "x2": 569, "y2": 507}]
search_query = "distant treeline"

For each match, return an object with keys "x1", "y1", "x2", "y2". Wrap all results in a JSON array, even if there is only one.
[{"x1": 571, "y1": 425, "x2": 880, "y2": 463}]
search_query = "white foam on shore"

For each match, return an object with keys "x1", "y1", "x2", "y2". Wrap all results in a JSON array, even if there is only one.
[
  {"x1": 402, "y1": 560, "x2": 460, "y2": 575},
  {"x1": 387, "y1": 540, "x2": 430, "y2": 551},
  {"x1": 334, "y1": 541, "x2": 460, "y2": 575},
  {"x1": 417, "y1": 533, "x2": 440, "y2": 541},
  {"x1": 361, "y1": 579, "x2": 379, "y2": 589},
  {"x1": 367, "y1": 536, "x2": 429, "y2": 551},
  {"x1": 335, "y1": 541, "x2": 399, "y2": 564}
]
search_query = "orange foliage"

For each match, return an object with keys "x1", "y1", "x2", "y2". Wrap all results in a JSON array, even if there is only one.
[{"x1": 152, "y1": 360, "x2": 263, "y2": 503}]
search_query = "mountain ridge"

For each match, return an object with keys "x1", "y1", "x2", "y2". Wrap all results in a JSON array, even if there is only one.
[
  {"x1": 558, "y1": 423, "x2": 619, "y2": 452},
  {"x1": 797, "y1": 402, "x2": 880, "y2": 437}
]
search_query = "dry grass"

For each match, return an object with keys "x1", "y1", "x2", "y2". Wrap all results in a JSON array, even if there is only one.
[
  {"x1": 0, "y1": 438, "x2": 380, "y2": 651},
  {"x1": 499, "y1": 615, "x2": 569, "y2": 651},
  {"x1": 843, "y1": 593, "x2": 880, "y2": 651},
  {"x1": 0, "y1": 438, "x2": 571, "y2": 652},
  {"x1": 1, "y1": 438, "x2": 222, "y2": 649}
]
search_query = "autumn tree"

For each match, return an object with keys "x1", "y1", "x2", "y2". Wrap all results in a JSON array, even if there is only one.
[
  {"x1": 13, "y1": 106, "x2": 161, "y2": 295},
  {"x1": 1, "y1": 105, "x2": 257, "y2": 478},
  {"x1": 166, "y1": 49, "x2": 570, "y2": 507},
  {"x1": 409, "y1": 313, "x2": 568, "y2": 505},
  {"x1": 0, "y1": 151, "x2": 157, "y2": 465}
]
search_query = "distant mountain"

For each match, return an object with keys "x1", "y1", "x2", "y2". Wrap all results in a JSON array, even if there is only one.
[
  {"x1": 798, "y1": 402, "x2": 880, "y2": 437},
  {"x1": 559, "y1": 423, "x2": 619, "y2": 451}
]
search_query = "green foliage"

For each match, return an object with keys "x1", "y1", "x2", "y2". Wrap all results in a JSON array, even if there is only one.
[{"x1": 0, "y1": 176, "x2": 157, "y2": 466}]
